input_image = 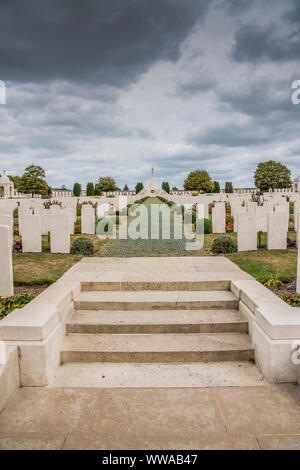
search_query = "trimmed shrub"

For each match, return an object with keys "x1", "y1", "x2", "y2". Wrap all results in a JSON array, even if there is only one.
[
  {"x1": 211, "y1": 235, "x2": 237, "y2": 254},
  {"x1": 71, "y1": 237, "x2": 94, "y2": 255}
]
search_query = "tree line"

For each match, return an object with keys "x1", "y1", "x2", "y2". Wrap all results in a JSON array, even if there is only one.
[{"x1": 3, "y1": 160, "x2": 294, "y2": 197}]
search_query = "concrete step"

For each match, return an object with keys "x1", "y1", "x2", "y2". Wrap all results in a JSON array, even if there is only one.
[
  {"x1": 60, "y1": 333, "x2": 254, "y2": 363},
  {"x1": 81, "y1": 280, "x2": 231, "y2": 292},
  {"x1": 49, "y1": 361, "x2": 265, "y2": 389},
  {"x1": 73, "y1": 290, "x2": 239, "y2": 311},
  {"x1": 66, "y1": 309, "x2": 248, "y2": 334}
]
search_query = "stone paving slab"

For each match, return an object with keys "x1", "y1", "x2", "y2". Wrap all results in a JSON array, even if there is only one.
[
  {"x1": 65, "y1": 257, "x2": 253, "y2": 282},
  {"x1": 49, "y1": 362, "x2": 265, "y2": 389},
  {"x1": 1, "y1": 385, "x2": 300, "y2": 449}
]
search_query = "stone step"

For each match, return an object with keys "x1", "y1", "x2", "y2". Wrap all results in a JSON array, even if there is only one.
[
  {"x1": 73, "y1": 290, "x2": 239, "y2": 311},
  {"x1": 60, "y1": 333, "x2": 254, "y2": 363},
  {"x1": 49, "y1": 361, "x2": 265, "y2": 389},
  {"x1": 81, "y1": 280, "x2": 231, "y2": 292},
  {"x1": 66, "y1": 309, "x2": 248, "y2": 334}
]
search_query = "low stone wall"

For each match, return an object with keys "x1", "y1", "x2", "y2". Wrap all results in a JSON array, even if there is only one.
[
  {"x1": 231, "y1": 279, "x2": 300, "y2": 384},
  {"x1": 0, "y1": 346, "x2": 19, "y2": 413},
  {"x1": 0, "y1": 271, "x2": 81, "y2": 386}
]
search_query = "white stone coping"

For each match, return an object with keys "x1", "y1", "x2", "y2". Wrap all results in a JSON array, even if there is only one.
[
  {"x1": 231, "y1": 280, "x2": 300, "y2": 340},
  {"x1": 0, "y1": 280, "x2": 80, "y2": 341}
]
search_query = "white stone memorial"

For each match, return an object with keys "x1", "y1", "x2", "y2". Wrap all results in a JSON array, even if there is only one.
[
  {"x1": 212, "y1": 203, "x2": 225, "y2": 233},
  {"x1": 256, "y1": 206, "x2": 268, "y2": 233},
  {"x1": 237, "y1": 212, "x2": 257, "y2": 251},
  {"x1": 0, "y1": 225, "x2": 14, "y2": 297},
  {"x1": 81, "y1": 205, "x2": 95, "y2": 234},
  {"x1": 50, "y1": 215, "x2": 70, "y2": 254},
  {"x1": 0, "y1": 214, "x2": 13, "y2": 250},
  {"x1": 267, "y1": 212, "x2": 287, "y2": 250},
  {"x1": 22, "y1": 215, "x2": 42, "y2": 253}
]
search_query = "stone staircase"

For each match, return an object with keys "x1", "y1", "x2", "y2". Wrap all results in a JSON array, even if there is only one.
[{"x1": 50, "y1": 280, "x2": 262, "y2": 388}]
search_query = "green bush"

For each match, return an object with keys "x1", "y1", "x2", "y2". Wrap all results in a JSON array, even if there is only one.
[
  {"x1": 211, "y1": 235, "x2": 237, "y2": 254},
  {"x1": 0, "y1": 294, "x2": 34, "y2": 320},
  {"x1": 192, "y1": 191, "x2": 198, "y2": 196},
  {"x1": 70, "y1": 237, "x2": 94, "y2": 255}
]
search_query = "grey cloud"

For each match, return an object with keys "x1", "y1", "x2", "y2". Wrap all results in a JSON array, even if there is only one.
[
  {"x1": 218, "y1": 79, "x2": 297, "y2": 117},
  {"x1": 232, "y1": 21, "x2": 300, "y2": 63},
  {"x1": 217, "y1": 0, "x2": 252, "y2": 15},
  {"x1": 186, "y1": 123, "x2": 271, "y2": 148},
  {"x1": 0, "y1": 0, "x2": 210, "y2": 86},
  {"x1": 176, "y1": 74, "x2": 217, "y2": 96}
]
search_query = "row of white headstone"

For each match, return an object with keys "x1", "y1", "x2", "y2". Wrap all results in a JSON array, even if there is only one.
[
  {"x1": 211, "y1": 201, "x2": 299, "y2": 251},
  {"x1": 0, "y1": 205, "x2": 96, "y2": 254}
]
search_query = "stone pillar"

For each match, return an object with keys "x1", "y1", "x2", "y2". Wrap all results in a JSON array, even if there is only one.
[
  {"x1": 81, "y1": 205, "x2": 95, "y2": 234},
  {"x1": 0, "y1": 225, "x2": 14, "y2": 297},
  {"x1": 237, "y1": 212, "x2": 257, "y2": 251},
  {"x1": 267, "y1": 212, "x2": 287, "y2": 250},
  {"x1": 22, "y1": 215, "x2": 42, "y2": 253},
  {"x1": 50, "y1": 215, "x2": 70, "y2": 254},
  {"x1": 212, "y1": 203, "x2": 225, "y2": 233}
]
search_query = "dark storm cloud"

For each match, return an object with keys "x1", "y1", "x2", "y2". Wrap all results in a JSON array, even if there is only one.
[
  {"x1": 218, "y1": 0, "x2": 251, "y2": 15},
  {"x1": 232, "y1": 0, "x2": 300, "y2": 64},
  {"x1": 0, "y1": 0, "x2": 209, "y2": 86},
  {"x1": 218, "y1": 79, "x2": 297, "y2": 117}
]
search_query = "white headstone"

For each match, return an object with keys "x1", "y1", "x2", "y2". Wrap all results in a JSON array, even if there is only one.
[
  {"x1": 19, "y1": 207, "x2": 32, "y2": 235},
  {"x1": 62, "y1": 208, "x2": 75, "y2": 234},
  {"x1": 246, "y1": 202, "x2": 257, "y2": 213},
  {"x1": 275, "y1": 204, "x2": 289, "y2": 232},
  {"x1": 81, "y1": 205, "x2": 95, "y2": 234},
  {"x1": 256, "y1": 206, "x2": 268, "y2": 232},
  {"x1": 0, "y1": 214, "x2": 13, "y2": 250},
  {"x1": 0, "y1": 225, "x2": 14, "y2": 297},
  {"x1": 267, "y1": 212, "x2": 287, "y2": 250},
  {"x1": 237, "y1": 212, "x2": 257, "y2": 251},
  {"x1": 22, "y1": 215, "x2": 42, "y2": 253},
  {"x1": 212, "y1": 203, "x2": 225, "y2": 233},
  {"x1": 50, "y1": 215, "x2": 70, "y2": 253}
]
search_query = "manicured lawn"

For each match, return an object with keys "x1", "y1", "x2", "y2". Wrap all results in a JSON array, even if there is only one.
[
  {"x1": 13, "y1": 252, "x2": 82, "y2": 285},
  {"x1": 227, "y1": 250, "x2": 297, "y2": 283},
  {"x1": 13, "y1": 233, "x2": 108, "y2": 286}
]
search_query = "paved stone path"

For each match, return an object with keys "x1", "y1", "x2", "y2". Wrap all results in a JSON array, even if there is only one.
[{"x1": 1, "y1": 384, "x2": 300, "y2": 449}]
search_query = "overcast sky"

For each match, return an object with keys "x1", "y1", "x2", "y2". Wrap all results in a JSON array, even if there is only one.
[{"x1": 0, "y1": 0, "x2": 299, "y2": 189}]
